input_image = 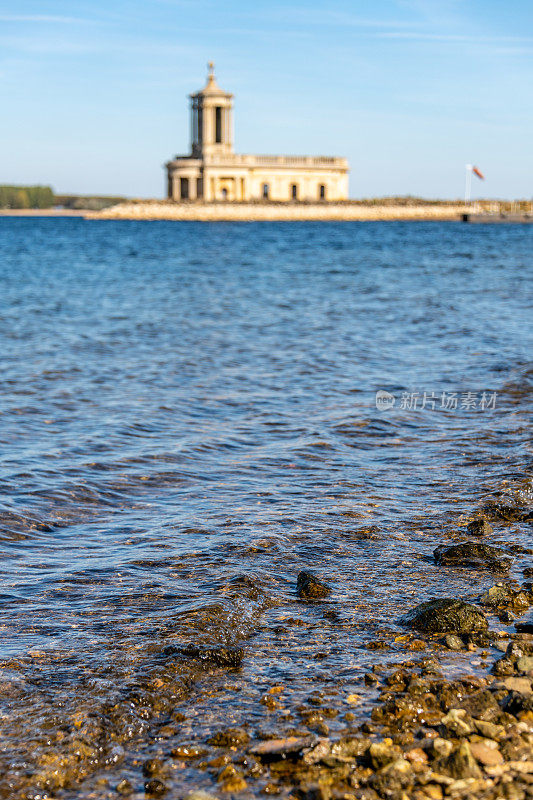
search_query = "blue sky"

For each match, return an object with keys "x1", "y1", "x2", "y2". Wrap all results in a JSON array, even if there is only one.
[{"x1": 1, "y1": 0, "x2": 532, "y2": 198}]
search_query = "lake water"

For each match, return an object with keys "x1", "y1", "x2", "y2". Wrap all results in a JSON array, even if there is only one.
[{"x1": 0, "y1": 218, "x2": 531, "y2": 797}]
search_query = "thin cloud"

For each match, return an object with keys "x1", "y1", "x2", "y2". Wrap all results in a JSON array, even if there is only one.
[
  {"x1": 378, "y1": 31, "x2": 533, "y2": 43},
  {"x1": 0, "y1": 15, "x2": 98, "y2": 24},
  {"x1": 264, "y1": 8, "x2": 427, "y2": 30}
]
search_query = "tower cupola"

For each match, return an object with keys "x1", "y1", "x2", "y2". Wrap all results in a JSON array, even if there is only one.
[{"x1": 190, "y1": 63, "x2": 234, "y2": 157}]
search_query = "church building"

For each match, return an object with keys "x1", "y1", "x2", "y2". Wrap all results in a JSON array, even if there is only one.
[{"x1": 166, "y1": 65, "x2": 349, "y2": 203}]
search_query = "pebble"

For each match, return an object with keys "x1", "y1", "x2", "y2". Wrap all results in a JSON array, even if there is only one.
[
  {"x1": 144, "y1": 778, "x2": 168, "y2": 796},
  {"x1": 185, "y1": 792, "x2": 219, "y2": 800},
  {"x1": 501, "y1": 677, "x2": 532, "y2": 693},
  {"x1": 469, "y1": 741, "x2": 503, "y2": 766},
  {"x1": 517, "y1": 655, "x2": 533, "y2": 673},
  {"x1": 345, "y1": 693, "x2": 361, "y2": 705},
  {"x1": 444, "y1": 634, "x2": 463, "y2": 650}
]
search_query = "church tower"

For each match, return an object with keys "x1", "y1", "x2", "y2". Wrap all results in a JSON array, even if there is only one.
[{"x1": 190, "y1": 63, "x2": 234, "y2": 157}]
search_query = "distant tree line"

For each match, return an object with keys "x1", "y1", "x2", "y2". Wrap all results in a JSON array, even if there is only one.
[
  {"x1": 0, "y1": 186, "x2": 127, "y2": 210},
  {"x1": 55, "y1": 194, "x2": 126, "y2": 211},
  {"x1": 0, "y1": 185, "x2": 55, "y2": 209}
]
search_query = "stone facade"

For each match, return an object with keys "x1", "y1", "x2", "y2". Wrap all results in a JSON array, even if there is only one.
[{"x1": 165, "y1": 65, "x2": 349, "y2": 203}]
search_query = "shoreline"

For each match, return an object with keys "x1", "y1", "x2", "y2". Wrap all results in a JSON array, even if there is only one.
[
  {"x1": 85, "y1": 201, "x2": 468, "y2": 222},
  {"x1": 4, "y1": 203, "x2": 529, "y2": 223},
  {"x1": 0, "y1": 208, "x2": 88, "y2": 217}
]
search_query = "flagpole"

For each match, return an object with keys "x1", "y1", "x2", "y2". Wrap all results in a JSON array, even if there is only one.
[{"x1": 465, "y1": 164, "x2": 472, "y2": 206}]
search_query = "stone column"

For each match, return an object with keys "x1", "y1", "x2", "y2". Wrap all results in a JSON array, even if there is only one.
[
  {"x1": 202, "y1": 172, "x2": 212, "y2": 202},
  {"x1": 188, "y1": 174, "x2": 197, "y2": 201},
  {"x1": 171, "y1": 174, "x2": 178, "y2": 201}
]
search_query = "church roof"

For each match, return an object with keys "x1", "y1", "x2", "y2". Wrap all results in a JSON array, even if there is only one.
[{"x1": 191, "y1": 63, "x2": 233, "y2": 98}]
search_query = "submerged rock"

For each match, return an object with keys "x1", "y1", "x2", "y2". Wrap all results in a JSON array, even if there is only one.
[
  {"x1": 515, "y1": 618, "x2": 533, "y2": 634},
  {"x1": 208, "y1": 727, "x2": 250, "y2": 747},
  {"x1": 164, "y1": 644, "x2": 244, "y2": 668},
  {"x1": 399, "y1": 598, "x2": 488, "y2": 634},
  {"x1": 434, "y1": 542, "x2": 511, "y2": 571},
  {"x1": 170, "y1": 744, "x2": 208, "y2": 760},
  {"x1": 481, "y1": 503, "x2": 526, "y2": 522},
  {"x1": 466, "y1": 519, "x2": 493, "y2": 537},
  {"x1": 296, "y1": 571, "x2": 331, "y2": 600}
]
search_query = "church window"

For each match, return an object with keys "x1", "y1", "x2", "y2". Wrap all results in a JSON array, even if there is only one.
[
  {"x1": 262, "y1": 183, "x2": 269, "y2": 199},
  {"x1": 215, "y1": 107, "x2": 222, "y2": 143},
  {"x1": 319, "y1": 184, "x2": 326, "y2": 200},
  {"x1": 291, "y1": 184, "x2": 298, "y2": 200}
]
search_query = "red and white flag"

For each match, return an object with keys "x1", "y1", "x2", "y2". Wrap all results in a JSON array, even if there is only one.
[{"x1": 466, "y1": 164, "x2": 485, "y2": 180}]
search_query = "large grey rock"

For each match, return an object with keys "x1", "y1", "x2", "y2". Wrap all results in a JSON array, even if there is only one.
[
  {"x1": 399, "y1": 598, "x2": 488, "y2": 634},
  {"x1": 434, "y1": 542, "x2": 511, "y2": 571}
]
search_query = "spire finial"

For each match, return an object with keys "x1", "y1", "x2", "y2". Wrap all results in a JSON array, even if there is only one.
[{"x1": 207, "y1": 61, "x2": 215, "y2": 80}]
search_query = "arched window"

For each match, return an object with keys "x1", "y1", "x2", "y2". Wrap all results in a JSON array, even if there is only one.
[
  {"x1": 319, "y1": 184, "x2": 326, "y2": 200},
  {"x1": 221, "y1": 187, "x2": 228, "y2": 200},
  {"x1": 180, "y1": 177, "x2": 189, "y2": 200},
  {"x1": 262, "y1": 183, "x2": 269, "y2": 199},
  {"x1": 291, "y1": 184, "x2": 298, "y2": 200}
]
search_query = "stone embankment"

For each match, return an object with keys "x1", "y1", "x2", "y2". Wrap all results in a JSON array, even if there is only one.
[{"x1": 86, "y1": 202, "x2": 467, "y2": 222}]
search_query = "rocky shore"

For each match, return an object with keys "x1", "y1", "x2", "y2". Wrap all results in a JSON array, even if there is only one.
[
  {"x1": 1, "y1": 501, "x2": 531, "y2": 800},
  {"x1": 6, "y1": 569, "x2": 532, "y2": 800},
  {"x1": 141, "y1": 576, "x2": 533, "y2": 800},
  {"x1": 190, "y1": 627, "x2": 533, "y2": 800},
  {"x1": 85, "y1": 202, "x2": 467, "y2": 222}
]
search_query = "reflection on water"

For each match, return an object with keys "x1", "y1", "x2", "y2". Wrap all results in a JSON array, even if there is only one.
[{"x1": 0, "y1": 219, "x2": 531, "y2": 796}]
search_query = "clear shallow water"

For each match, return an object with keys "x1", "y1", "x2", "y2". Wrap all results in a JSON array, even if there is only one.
[{"x1": 0, "y1": 218, "x2": 532, "y2": 796}]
